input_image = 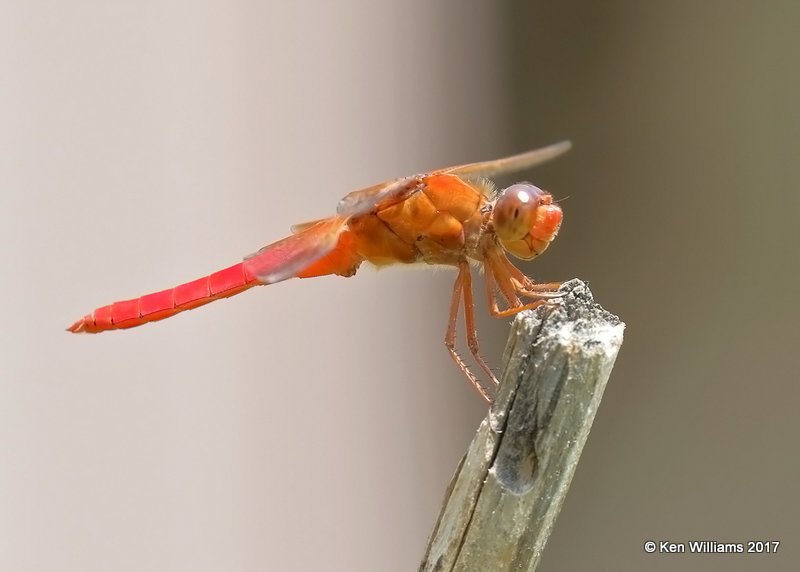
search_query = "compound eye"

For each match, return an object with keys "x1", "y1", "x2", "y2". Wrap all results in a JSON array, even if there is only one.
[{"x1": 493, "y1": 184, "x2": 545, "y2": 241}]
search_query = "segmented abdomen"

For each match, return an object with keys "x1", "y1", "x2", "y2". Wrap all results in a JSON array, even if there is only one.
[{"x1": 68, "y1": 262, "x2": 258, "y2": 333}]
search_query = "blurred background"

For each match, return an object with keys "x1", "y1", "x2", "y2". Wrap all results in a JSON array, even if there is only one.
[{"x1": 1, "y1": 1, "x2": 798, "y2": 570}]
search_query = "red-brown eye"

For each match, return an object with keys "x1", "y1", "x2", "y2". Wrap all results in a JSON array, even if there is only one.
[{"x1": 493, "y1": 184, "x2": 545, "y2": 241}]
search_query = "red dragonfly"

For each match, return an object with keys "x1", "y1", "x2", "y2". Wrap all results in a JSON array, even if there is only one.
[{"x1": 69, "y1": 142, "x2": 570, "y2": 401}]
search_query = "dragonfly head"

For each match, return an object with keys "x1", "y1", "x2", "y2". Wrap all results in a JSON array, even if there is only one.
[{"x1": 492, "y1": 183, "x2": 562, "y2": 260}]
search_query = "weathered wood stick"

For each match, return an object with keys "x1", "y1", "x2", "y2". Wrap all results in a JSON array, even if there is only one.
[{"x1": 420, "y1": 279, "x2": 624, "y2": 572}]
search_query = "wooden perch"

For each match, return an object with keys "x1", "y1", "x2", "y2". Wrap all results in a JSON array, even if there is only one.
[{"x1": 420, "y1": 279, "x2": 624, "y2": 572}]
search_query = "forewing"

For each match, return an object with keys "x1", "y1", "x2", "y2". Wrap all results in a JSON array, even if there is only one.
[
  {"x1": 290, "y1": 218, "x2": 326, "y2": 234},
  {"x1": 333, "y1": 140, "x2": 570, "y2": 219},
  {"x1": 443, "y1": 141, "x2": 571, "y2": 178},
  {"x1": 336, "y1": 176, "x2": 421, "y2": 218},
  {"x1": 243, "y1": 217, "x2": 348, "y2": 284}
]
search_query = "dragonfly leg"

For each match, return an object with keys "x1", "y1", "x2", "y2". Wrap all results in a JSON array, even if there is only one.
[
  {"x1": 499, "y1": 257, "x2": 563, "y2": 298},
  {"x1": 445, "y1": 262, "x2": 493, "y2": 402},
  {"x1": 460, "y1": 261, "x2": 500, "y2": 387},
  {"x1": 484, "y1": 256, "x2": 553, "y2": 318}
]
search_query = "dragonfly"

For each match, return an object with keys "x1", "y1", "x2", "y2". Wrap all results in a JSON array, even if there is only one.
[{"x1": 69, "y1": 141, "x2": 570, "y2": 402}]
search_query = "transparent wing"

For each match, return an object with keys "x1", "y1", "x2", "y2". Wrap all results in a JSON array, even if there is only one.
[
  {"x1": 443, "y1": 141, "x2": 572, "y2": 178},
  {"x1": 336, "y1": 176, "x2": 421, "y2": 218},
  {"x1": 333, "y1": 140, "x2": 571, "y2": 219},
  {"x1": 290, "y1": 218, "x2": 326, "y2": 234},
  {"x1": 243, "y1": 216, "x2": 348, "y2": 284}
]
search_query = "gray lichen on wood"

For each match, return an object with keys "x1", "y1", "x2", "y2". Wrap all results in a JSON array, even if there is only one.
[{"x1": 420, "y1": 279, "x2": 624, "y2": 572}]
